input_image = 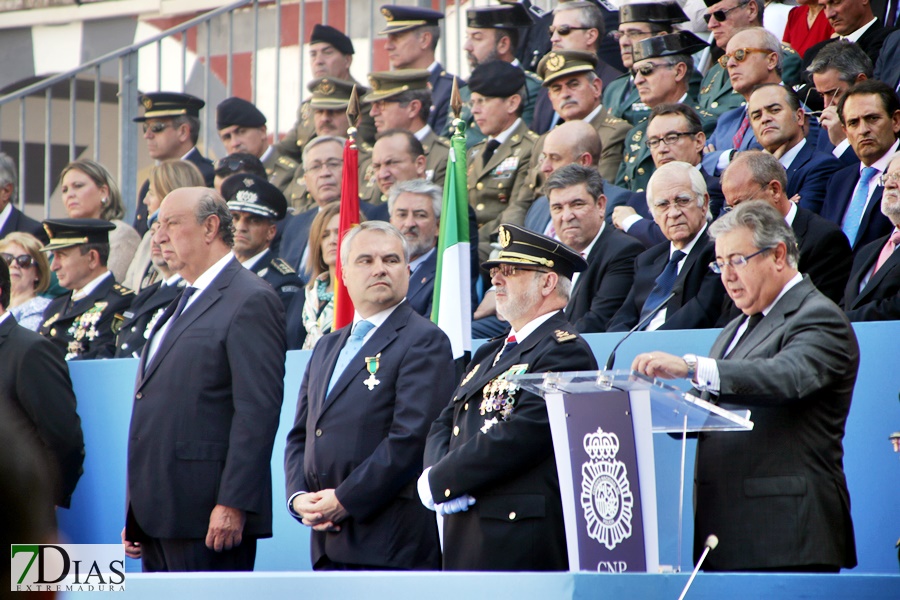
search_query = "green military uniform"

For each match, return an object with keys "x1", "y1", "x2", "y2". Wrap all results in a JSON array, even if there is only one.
[
  {"x1": 262, "y1": 149, "x2": 300, "y2": 193},
  {"x1": 448, "y1": 70, "x2": 542, "y2": 149},
  {"x1": 604, "y1": 68, "x2": 704, "y2": 126},
  {"x1": 697, "y1": 42, "x2": 802, "y2": 119},
  {"x1": 421, "y1": 127, "x2": 450, "y2": 190}
]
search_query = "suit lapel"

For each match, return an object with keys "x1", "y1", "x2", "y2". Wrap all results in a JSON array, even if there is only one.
[
  {"x1": 857, "y1": 186, "x2": 885, "y2": 247},
  {"x1": 408, "y1": 253, "x2": 436, "y2": 302},
  {"x1": 727, "y1": 279, "x2": 812, "y2": 360},
  {"x1": 856, "y1": 240, "x2": 900, "y2": 305}
]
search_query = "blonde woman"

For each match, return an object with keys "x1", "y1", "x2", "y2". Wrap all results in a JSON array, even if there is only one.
[
  {"x1": 0, "y1": 232, "x2": 51, "y2": 331},
  {"x1": 59, "y1": 160, "x2": 141, "y2": 282}
]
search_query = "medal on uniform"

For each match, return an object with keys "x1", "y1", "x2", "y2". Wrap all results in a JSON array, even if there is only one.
[{"x1": 364, "y1": 352, "x2": 381, "y2": 390}]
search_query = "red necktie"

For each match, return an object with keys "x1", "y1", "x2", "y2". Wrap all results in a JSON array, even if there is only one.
[
  {"x1": 873, "y1": 230, "x2": 900, "y2": 275},
  {"x1": 732, "y1": 114, "x2": 751, "y2": 149}
]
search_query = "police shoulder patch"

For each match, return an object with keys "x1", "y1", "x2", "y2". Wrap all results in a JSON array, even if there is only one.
[
  {"x1": 553, "y1": 329, "x2": 577, "y2": 343},
  {"x1": 113, "y1": 284, "x2": 134, "y2": 296},
  {"x1": 271, "y1": 258, "x2": 296, "y2": 275}
]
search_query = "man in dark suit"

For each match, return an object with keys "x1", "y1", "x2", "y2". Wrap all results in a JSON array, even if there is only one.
[
  {"x1": 543, "y1": 164, "x2": 643, "y2": 332},
  {"x1": 804, "y1": 0, "x2": 893, "y2": 71},
  {"x1": 875, "y1": 28, "x2": 900, "y2": 91},
  {"x1": 388, "y1": 179, "x2": 441, "y2": 318},
  {"x1": 747, "y1": 84, "x2": 842, "y2": 214},
  {"x1": 0, "y1": 258, "x2": 84, "y2": 509},
  {"x1": 821, "y1": 80, "x2": 898, "y2": 251},
  {"x1": 808, "y1": 40, "x2": 870, "y2": 166},
  {"x1": 635, "y1": 200, "x2": 858, "y2": 572},
  {"x1": 378, "y1": 5, "x2": 458, "y2": 135},
  {"x1": 132, "y1": 92, "x2": 216, "y2": 236},
  {"x1": 285, "y1": 221, "x2": 455, "y2": 570},
  {"x1": 0, "y1": 153, "x2": 48, "y2": 244},
  {"x1": 123, "y1": 187, "x2": 286, "y2": 571},
  {"x1": 608, "y1": 161, "x2": 725, "y2": 332},
  {"x1": 39, "y1": 219, "x2": 134, "y2": 360},
  {"x1": 842, "y1": 151, "x2": 900, "y2": 320},
  {"x1": 722, "y1": 151, "x2": 853, "y2": 304},
  {"x1": 420, "y1": 223, "x2": 599, "y2": 570}
]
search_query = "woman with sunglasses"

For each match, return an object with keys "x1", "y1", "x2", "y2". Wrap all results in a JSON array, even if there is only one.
[
  {"x1": 0, "y1": 232, "x2": 52, "y2": 331},
  {"x1": 59, "y1": 159, "x2": 141, "y2": 284},
  {"x1": 123, "y1": 159, "x2": 206, "y2": 291}
]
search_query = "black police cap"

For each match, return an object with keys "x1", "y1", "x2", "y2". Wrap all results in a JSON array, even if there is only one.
[
  {"x1": 42, "y1": 218, "x2": 115, "y2": 251},
  {"x1": 310, "y1": 24, "x2": 355, "y2": 55},
  {"x1": 468, "y1": 61, "x2": 526, "y2": 98},
  {"x1": 216, "y1": 97, "x2": 267, "y2": 130},
  {"x1": 222, "y1": 174, "x2": 288, "y2": 221},
  {"x1": 482, "y1": 223, "x2": 588, "y2": 280},
  {"x1": 467, "y1": 4, "x2": 534, "y2": 29},
  {"x1": 620, "y1": 2, "x2": 688, "y2": 25},
  {"x1": 134, "y1": 92, "x2": 205, "y2": 122},
  {"x1": 632, "y1": 30, "x2": 708, "y2": 63}
]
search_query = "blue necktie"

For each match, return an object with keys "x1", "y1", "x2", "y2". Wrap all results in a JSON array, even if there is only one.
[
  {"x1": 639, "y1": 250, "x2": 686, "y2": 325},
  {"x1": 327, "y1": 320, "x2": 375, "y2": 395},
  {"x1": 842, "y1": 167, "x2": 878, "y2": 247},
  {"x1": 170, "y1": 286, "x2": 197, "y2": 323}
]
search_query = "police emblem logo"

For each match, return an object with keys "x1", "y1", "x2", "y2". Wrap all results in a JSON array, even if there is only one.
[
  {"x1": 317, "y1": 80, "x2": 335, "y2": 96},
  {"x1": 554, "y1": 329, "x2": 576, "y2": 342},
  {"x1": 236, "y1": 189, "x2": 257, "y2": 204},
  {"x1": 243, "y1": 178, "x2": 254, "y2": 187},
  {"x1": 381, "y1": 7, "x2": 393, "y2": 20},
  {"x1": 498, "y1": 225, "x2": 511, "y2": 248},
  {"x1": 142, "y1": 97, "x2": 153, "y2": 109},
  {"x1": 369, "y1": 77, "x2": 380, "y2": 91},
  {"x1": 581, "y1": 428, "x2": 634, "y2": 551},
  {"x1": 546, "y1": 53, "x2": 565, "y2": 73}
]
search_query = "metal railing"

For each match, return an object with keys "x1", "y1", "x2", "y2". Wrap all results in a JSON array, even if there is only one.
[{"x1": 0, "y1": 0, "x2": 552, "y2": 223}]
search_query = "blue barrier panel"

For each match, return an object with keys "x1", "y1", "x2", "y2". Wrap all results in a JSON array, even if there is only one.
[{"x1": 59, "y1": 322, "x2": 900, "y2": 574}]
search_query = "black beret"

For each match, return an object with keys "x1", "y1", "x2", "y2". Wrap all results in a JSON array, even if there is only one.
[
  {"x1": 468, "y1": 60, "x2": 526, "y2": 98},
  {"x1": 222, "y1": 174, "x2": 288, "y2": 221},
  {"x1": 310, "y1": 24, "x2": 355, "y2": 55},
  {"x1": 216, "y1": 97, "x2": 267, "y2": 130}
]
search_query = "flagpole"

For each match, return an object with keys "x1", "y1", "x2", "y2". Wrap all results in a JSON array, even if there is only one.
[{"x1": 333, "y1": 85, "x2": 362, "y2": 330}]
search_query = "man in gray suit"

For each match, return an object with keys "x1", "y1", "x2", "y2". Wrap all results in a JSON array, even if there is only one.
[{"x1": 634, "y1": 200, "x2": 858, "y2": 572}]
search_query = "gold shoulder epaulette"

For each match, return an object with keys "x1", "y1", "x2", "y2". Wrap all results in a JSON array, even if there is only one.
[
  {"x1": 113, "y1": 284, "x2": 134, "y2": 296},
  {"x1": 271, "y1": 258, "x2": 296, "y2": 275},
  {"x1": 277, "y1": 155, "x2": 298, "y2": 169},
  {"x1": 554, "y1": 329, "x2": 577, "y2": 343}
]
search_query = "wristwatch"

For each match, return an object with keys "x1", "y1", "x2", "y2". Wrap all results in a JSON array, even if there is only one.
[{"x1": 682, "y1": 354, "x2": 697, "y2": 381}]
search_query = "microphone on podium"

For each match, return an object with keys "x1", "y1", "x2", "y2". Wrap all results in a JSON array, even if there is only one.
[
  {"x1": 604, "y1": 287, "x2": 680, "y2": 371},
  {"x1": 677, "y1": 534, "x2": 719, "y2": 600}
]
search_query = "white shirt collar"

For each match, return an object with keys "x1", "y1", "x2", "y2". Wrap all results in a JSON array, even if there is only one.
[
  {"x1": 784, "y1": 200, "x2": 798, "y2": 226},
  {"x1": 259, "y1": 145, "x2": 274, "y2": 163},
  {"x1": 409, "y1": 247, "x2": 435, "y2": 273},
  {"x1": 180, "y1": 147, "x2": 198, "y2": 161},
  {"x1": 427, "y1": 61, "x2": 439, "y2": 74},
  {"x1": 71, "y1": 271, "x2": 112, "y2": 301},
  {"x1": 862, "y1": 139, "x2": 900, "y2": 175},
  {"x1": 673, "y1": 221, "x2": 707, "y2": 257},
  {"x1": 509, "y1": 310, "x2": 561, "y2": 344},
  {"x1": 0, "y1": 311, "x2": 10, "y2": 326},
  {"x1": 164, "y1": 273, "x2": 182, "y2": 287},
  {"x1": 351, "y1": 300, "x2": 405, "y2": 341},
  {"x1": 578, "y1": 222, "x2": 605, "y2": 259},
  {"x1": 241, "y1": 249, "x2": 269, "y2": 270},
  {"x1": 490, "y1": 118, "x2": 523, "y2": 146},
  {"x1": 188, "y1": 251, "x2": 234, "y2": 291},
  {"x1": 0, "y1": 202, "x2": 12, "y2": 231},
  {"x1": 583, "y1": 103, "x2": 604, "y2": 123},
  {"x1": 414, "y1": 125, "x2": 433, "y2": 142},
  {"x1": 763, "y1": 272, "x2": 804, "y2": 316},
  {"x1": 779, "y1": 138, "x2": 806, "y2": 170},
  {"x1": 842, "y1": 17, "x2": 878, "y2": 43}
]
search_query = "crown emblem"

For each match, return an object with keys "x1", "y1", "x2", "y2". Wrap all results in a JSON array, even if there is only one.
[
  {"x1": 499, "y1": 225, "x2": 511, "y2": 248},
  {"x1": 546, "y1": 53, "x2": 565, "y2": 72},
  {"x1": 381, "y1": 7, "x2": 393, "y2": 20},
  {"x1": 317, "y1": 80, "x2": 335, "y2": 96},
  {"x1": 142, "y1": 97, "x2": 153, "y2": 109}
]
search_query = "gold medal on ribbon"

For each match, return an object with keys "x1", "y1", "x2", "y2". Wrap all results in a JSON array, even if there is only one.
[{"x1": 364, "y1": 352, "x2": 381, "y2": 390}]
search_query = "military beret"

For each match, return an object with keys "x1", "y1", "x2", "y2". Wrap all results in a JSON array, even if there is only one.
[
  {"x1": 482, "y1": 223, "x2": 587, "y2": 280},
  {"x1": 537, "y1": 50, "x2": 598, "y2": 86},
  {"x1": 222, "y1": 174, "x2": 288, "y2": 221},
  {"x1": 363, "y1": 69, "x2": 432, "y2": 103},
  {"x1": 216, "y1": 97, "x2": 267, "y2": 130},
  {"x1": 468, "y1": 61, "x2": 526, "y2": 98},
  {"x1": 379, "y1": 5, "x2": 444, "y2": 35},
  {"x1": 134, "y1": 92, "x2": 205, "y2": 122},
  {"x1": 310, "y1": 24, "x2": 354, "y2": 55},
  {"x1": 632, "y1": 31, "x2": 708, "y2": 64},
  {"x1": 467, "y1": 4, "x2": 533, "y2": 29},
  {"x1": 620, "y1": 2, "x2": 688, "y2": 25},
  {"x1": 42, "y1": 218, "x2": 115, "y2": 251}
]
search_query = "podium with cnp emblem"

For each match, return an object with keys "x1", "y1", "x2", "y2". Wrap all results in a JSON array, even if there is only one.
[{"x1": 509, "y1": 370, "x2": 753, "y2": 573}]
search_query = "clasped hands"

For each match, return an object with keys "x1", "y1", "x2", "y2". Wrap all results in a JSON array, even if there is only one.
[{"x1": 292, "y1": 489, "x2": 348, "y2": 532}]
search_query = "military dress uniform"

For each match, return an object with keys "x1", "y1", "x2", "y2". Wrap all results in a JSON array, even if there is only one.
[
  {"x1": 450, "y1": 71, "x2": 542, "y2": 149},
  {"x1": 248, "y1": 249, "x2": 303, "y2": 312},
  {"x1": 114, "y1": 278, "x2": 184, "y2": 359},
  {"x1": 421, "y1": 224, "x2": 599, "y2": 571}
]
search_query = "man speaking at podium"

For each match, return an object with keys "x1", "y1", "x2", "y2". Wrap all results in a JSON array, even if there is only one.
[{"x1": 633, "y1": 200, "x2": 859, "y2": 572}]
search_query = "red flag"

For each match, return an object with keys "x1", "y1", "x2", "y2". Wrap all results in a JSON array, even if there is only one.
[{"x1": 333, "y1": 137, "x2": 360, "y2": 330}]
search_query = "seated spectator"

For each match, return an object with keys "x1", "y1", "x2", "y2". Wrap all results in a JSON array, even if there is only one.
[
  {"x1": 123, "y1": 159, "x2": 205, "y2": 292},
  {"x1": 782, "y1": 0, "x2": 833, "y2": 58},
  {"x1": 0, "y1": 232, "x2": 51, "y2": 331},
  {"x1": 59, "y1": 160, "x2": 141, "y2": 283},
  {"x1": 301, "y1": 202, "x2": 343, "y2": 350},
  {"x1": 0, "y1": 152, "x2": 47, "y2": 244}
]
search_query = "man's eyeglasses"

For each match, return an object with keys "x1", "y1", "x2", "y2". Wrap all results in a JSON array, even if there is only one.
[
  {"x1": 718, "y1": 47, "x2": 773, "y2": 69},
  {"x1": 652, "y1": 195, "x2": 697, "y2": 212},
  {"x1": 632, "y1": 61, "x2": 676, "y2": 78},
  {"x1": 647, "y1": 131, "x2": 698, "y2": 149},
  {"x1": 549, "y1": 24, "x2": 592, "y2": 36},
  {"x1": 1, "y1": 253, "x2": 36, "y2": 269},
  {"x1": 306, "y1": 158, "x2": 343, "y2": 174},
  {"x1": 489, "y1": 264, "x2": 549, "y2": 278},
  {"x1": 879, "y1": 171, "x2": 900, "y2": 187},
  {"x1": 141, "y1": 121, "x2": 172, "y2": 135},
  {"x1": 709, "y1": 247, "x2": 773, "y2": 274},
  {"x1": 703, "y1": 0, "x2": 750, "y2": 24}
]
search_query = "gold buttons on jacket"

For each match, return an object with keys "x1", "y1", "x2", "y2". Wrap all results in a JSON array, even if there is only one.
[
  {"x1": 315, "y1": 429, "x2": 323, "y2": 437},
  {"x1": 509, "y1": 512, "x2": 517, "y2": 520},
  {"x1": 453, "y1": 426, "x2": 460, "y2": 436},
  {"x1": 445, "y1": 489, "x2": 451, "y2": 498}
]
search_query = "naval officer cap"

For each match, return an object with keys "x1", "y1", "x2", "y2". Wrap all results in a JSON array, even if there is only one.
[
  {"x1": 467, "y1": 3, "x2": 534, "y2": 29},
  {"x1": 468, "y1": 60, "x2": 526, "y2": 98},
  {"x1": 310, "y1": 24, "x2": 355, "y2": 55},
  {"x1": 482, "y1": 223, "x2": 588, "y2": 280},
  {"x1": 632, "y1": 30, "x2": 708, "y2": 63},
  {"x1": 42, "y1": 218, "x2": 115, "y2": 251},
  {"x1": 363, "y1": 69, "x2": 432, "y2": 103},
  {"x1": 537, "y1": 50, "x2": 598, "y2": 86},
  {"x1": 222, "y1": 174, "x2": 288, "y2": 221},
  {"x1": 216, "y1": 97, "x2": 267, "y2": 130},
  {"x1": 620, "y1": 2, "x2": 688, "y2": 25},
  {"x1": 134, "y1": 92, "x2": 205, "y2": 123},
  {"x1": 379, "y1": 5, "x2": 445, "y2": 35}
]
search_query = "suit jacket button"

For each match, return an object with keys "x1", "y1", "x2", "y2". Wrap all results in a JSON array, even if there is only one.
[
  {"x1": 509, "y1": 511, "x2": 516, "y2": 520},
  {"x1": 135, "y1": 392, "x2": 143, "y2": 400},
  {"x1": 711, "y1": 101, "x2": 719, "y2": 108},
  {"x1": 463, "y1": 402, "x2": 468, "y2": 411},
  {"x1": 453, "y1": 426, "x2": 460, "y2": 436},
  {"x1": 50, "y1": 328, "x2": 57, "y2": 336},
  {"x1": 315, "y1": 428, "x2": 323, "y2": 437},
  {"x1": 444, "y1": 489, "x2": 451, "y2": 498}
]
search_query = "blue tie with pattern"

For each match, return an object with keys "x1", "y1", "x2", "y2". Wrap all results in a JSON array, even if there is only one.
[
  {"x1": 842, "y1": 166, "x2": 878, "y2": 247},
  {"x1": 327, "y1": 320, "x2": 375, "y2": 395},
  {"x1": 639, "y1": 250, "x2": 686, "y2": 325}
]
